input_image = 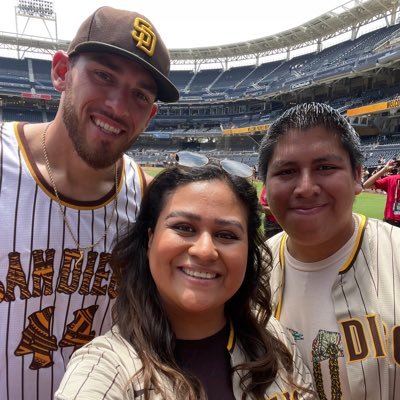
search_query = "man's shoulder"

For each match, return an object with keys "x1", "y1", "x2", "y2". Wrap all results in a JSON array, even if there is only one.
[
  {"x1": 122, "y1": 151, "x2": 136, "y2": 165},
  {"x1": 365, "y1": 216, "x2": 400, "y2": 232},
  {"x1": 0, "y1": 122, "x2": 21, "y2": 154},
  {"x1": 0, "y1": 121, "x2": 17, "y2": 135},
  {"x1": 121, "y1": 153, "x2": 142, "y2": 180},
  {"x1": 363, "y1": 216, "x2": 400, "y2": 247},
  {"x1": 266, "y1": 231, "x2": 285, "y2": 253}
]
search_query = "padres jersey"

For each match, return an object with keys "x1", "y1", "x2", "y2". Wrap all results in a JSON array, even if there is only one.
[
  {"x1": 55, "y1": 318, "x2": 315, "y2": 399},
  {"x1": 0, "y1": 122, "x2": 145, "y2": 400},
  {"x1": 268, "y1": 214, "x2": 400, "y2": 400}
]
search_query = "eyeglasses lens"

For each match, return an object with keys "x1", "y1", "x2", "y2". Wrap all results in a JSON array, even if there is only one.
[
  {"x1": 176, "y1": 151, "x2": 208, "y2": 167},
  {"x1": 220, "y1": 159, "x2": 253, "y2": 178}
]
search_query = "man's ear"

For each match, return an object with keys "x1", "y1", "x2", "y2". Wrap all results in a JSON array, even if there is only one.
[
  {"x1": 51, "y1": 51, "x2": 70, "y2": 92},
  {"x1": 145, "y1": 103, "x2": 158, "y2": 129}
]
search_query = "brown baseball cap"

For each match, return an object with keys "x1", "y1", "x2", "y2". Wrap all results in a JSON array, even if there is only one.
[{"x1": 67, "y1": 6, "x2": 179, "y2": 102}]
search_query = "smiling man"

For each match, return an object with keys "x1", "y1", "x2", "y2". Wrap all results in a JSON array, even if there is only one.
[
  {"x1": 0, "y1": 6, "x2": 178, "y2": 400},
  {"x1": 258, "y1": 102, "x2": 400, "y2": 400}
]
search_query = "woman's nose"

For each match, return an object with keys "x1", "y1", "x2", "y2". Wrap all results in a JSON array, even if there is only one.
[{"x1": 188, "y1": 232, "x2": 218, "y2": 262}]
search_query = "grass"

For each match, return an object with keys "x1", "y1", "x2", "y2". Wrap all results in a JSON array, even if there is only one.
[
  {"x1": 353, "y1": 191, "x2": 385, "y2": 220},
  {"x1": 143, "y1": 167, "x2": 386, "y2": 220}
]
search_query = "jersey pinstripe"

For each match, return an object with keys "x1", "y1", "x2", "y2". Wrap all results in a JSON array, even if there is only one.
[
  {"x1": 0, "y1": 122, "x2": 145, "y2": 400},
  {"x1": 267, "y1": 214, "x2": 400, "y2": 399}
]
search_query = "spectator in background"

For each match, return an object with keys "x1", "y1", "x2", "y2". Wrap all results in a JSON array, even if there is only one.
[
  {"x1": 361, "y1": 165, "x2": 370, "y2": 185},
  {"x1": 259, "y1": 185, "x2": 282, "y2": 239},
  {"x1": 252, "y1": 165, "x2": 258, "y2": 181},
  {"x1": 55, "y1": 164, "x2": 314, "y2": 400},
  {"x1": 363, "y1": 158, "x2": 400, "y2": 227},
  {"x1": 258, "y1": 102, "x2": 400, "y2": 399},
  {"x1": 0, "y1": 6, "x2": 178, "y2": 400}
]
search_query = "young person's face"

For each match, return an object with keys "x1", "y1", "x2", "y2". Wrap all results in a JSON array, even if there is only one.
[
  {"x1": 148, "y1": 180, "x2": 248, "y2": 335},
  {"x1": 265, "y1": 126, "x2": 362, "y2": 261},
  {"x1": 60, "y1": 52, "x2": 157, "y2": 169}
]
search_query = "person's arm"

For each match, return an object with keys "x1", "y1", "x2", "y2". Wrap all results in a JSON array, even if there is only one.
[{"x1": 363, "y1": 160, "x2": 396, "y2": 189}]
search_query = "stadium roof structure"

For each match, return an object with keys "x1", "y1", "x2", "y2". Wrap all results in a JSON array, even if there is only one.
[
  {"x1": 0, "y1": 0, "x2": 399, "y2": 65},
  {"x1": 169, "y1": 0, "x2": 400, "y2": 63}
]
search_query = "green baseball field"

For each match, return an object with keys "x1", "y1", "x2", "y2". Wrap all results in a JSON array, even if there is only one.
[{"x1": 143, "y1": 167, "x2": 386, "y2": 220}]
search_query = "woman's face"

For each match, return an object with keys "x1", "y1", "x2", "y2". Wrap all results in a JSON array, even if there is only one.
[{"x1": 148, "y1": 179, "x2": 249, "y2": 338}]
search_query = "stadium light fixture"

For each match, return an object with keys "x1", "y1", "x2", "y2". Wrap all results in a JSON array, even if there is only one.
[{"x1": 16, "y1": 0, "x2": 55, "y2": 18}]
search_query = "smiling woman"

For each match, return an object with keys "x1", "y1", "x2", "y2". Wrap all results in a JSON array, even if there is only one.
[{"x1": 55, "y1": 163, "x2": 315, "y2": 400}]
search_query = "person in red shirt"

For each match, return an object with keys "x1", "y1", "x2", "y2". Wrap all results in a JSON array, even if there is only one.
[{"x1": 363, "y1": 158, "x2": 400, "y2": 227}]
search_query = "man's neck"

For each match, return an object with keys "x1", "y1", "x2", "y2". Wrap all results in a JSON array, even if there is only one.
[
  {"x1": 286, "y1": 215, "x2": 357, "y2": 263},
  {"x1": 24, "y1": 121, "x2": 120, "y2": 201}
]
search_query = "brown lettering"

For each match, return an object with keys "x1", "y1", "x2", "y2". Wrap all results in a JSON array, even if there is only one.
[
  {"x1": 0, "y1": 280, "x2": 5, "y2": 302},
  {"x1": 57, "y1": 249, "x2": 83, "y2": 294},
  {"x1": 341, "y1": 319, "x2": 369, "y2": 361},
  {"x1": 90, "y1": 252, "x2": 111, "y2": 296},
  {"x1": 4, "y1": 252, "x2": 31, "y2": 301},
  {"x1": 282, "y1": 391, "x2": 299, "y2": 400},
  {"x1": 366, "y1": 315, "x2": 386, "y2": 358},
  {"x1": 108, "y1": 271, "x2": 118, "y2": 299},
  {"x1": 79, "y1": 251, "x2": 97, "y2": 295},
  {"x1": 394, "y1": 326, "x2": 400, "y2": 366},
  {"x1": 31, "y1": 249, "x2": 55, "y2": 296}
]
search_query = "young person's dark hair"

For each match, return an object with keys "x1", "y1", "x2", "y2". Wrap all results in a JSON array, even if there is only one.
[
  {"x1": 258, "y1": 102, "x2": 364, "y2": 183},
  {"x1": 111, "y1": 164, "x2": 293, "y2": 400}
]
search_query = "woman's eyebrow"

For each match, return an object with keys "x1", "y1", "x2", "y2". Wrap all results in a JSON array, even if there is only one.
[{"x1": 166, "y1": 211, "x2": 245, "y2": 232}]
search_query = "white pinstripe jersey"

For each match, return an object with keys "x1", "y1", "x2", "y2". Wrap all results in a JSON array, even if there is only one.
[
  {"x1": 268, "y1": 214, "x2": 400, "y2": 400},
  {"x1": 0, "y1": 122, "x2": 145, "y2": 400},
  {"x1": 55, "y1": 318, "x2": 315, "y2": 399}
]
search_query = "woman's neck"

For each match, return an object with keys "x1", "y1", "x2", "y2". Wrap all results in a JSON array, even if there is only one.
[{"x1": 167, "y1": 308, "x2": 226, "y2": 340}]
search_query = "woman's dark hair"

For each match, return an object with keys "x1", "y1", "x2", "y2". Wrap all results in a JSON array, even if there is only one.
[
  {"x1": 111, "y1": 164, "x2": 293, "y2": 399},
  {"x1": 258, "y1": 102, "x2": 364, "y2": 183}
]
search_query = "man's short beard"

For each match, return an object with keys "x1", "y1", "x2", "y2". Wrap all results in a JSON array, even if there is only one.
[{"x1": 61, "y1": 89, "x2": 120, "y2": 170}]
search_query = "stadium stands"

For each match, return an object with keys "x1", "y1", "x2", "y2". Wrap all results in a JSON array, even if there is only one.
[{"x1": 1, "y1": 5, "x2": 400, "y2": 170}]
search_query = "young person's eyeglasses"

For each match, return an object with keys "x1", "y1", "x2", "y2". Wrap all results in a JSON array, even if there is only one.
[{"x1": 175, "y1": 151, "x2": 253, "y2": 178}]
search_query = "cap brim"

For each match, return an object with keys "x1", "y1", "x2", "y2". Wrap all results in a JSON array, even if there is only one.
[{"x1": 69, "y1": 42, "x2": 179, "y2": 103}]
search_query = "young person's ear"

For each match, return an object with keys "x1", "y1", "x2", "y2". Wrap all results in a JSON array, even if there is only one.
[
  {"x1": 51, "y1": 51, "x2": 70, "y2": 92},
  {"x1": 354, "y1": 165, "x2": 363, "y2": 195}
]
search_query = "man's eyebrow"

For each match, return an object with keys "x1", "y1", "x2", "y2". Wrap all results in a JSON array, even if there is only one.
[
  {"x1": 88, "y1": 54, "x2": 123, "y2": 73},
  {"x1": 312, "y1": 154, "x2": 345, "y2": 163},
  {"x1": 87, "y1": 54, "x2": 157, "y2": 94},
  {"x1": 166, "y1": 211, "x2": 245, "y2": 232},
  {"x1": 272, "y1": 154, "x2": 345, "y2": 167}
]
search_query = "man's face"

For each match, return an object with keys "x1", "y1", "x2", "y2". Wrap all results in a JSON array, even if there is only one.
[
  {"x1": 265, "y1": 126, "x2": 362, "y2": 260},
  {"x1": 61, "y1": 53, "x2": 157, "y2": 169}
]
